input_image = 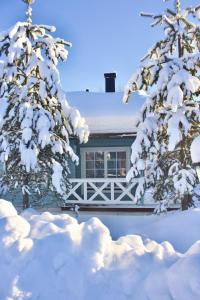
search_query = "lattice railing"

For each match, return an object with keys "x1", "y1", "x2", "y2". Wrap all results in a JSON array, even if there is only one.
[{"x1": 64, "y1": 178, "x2": 140, "y2": 205}]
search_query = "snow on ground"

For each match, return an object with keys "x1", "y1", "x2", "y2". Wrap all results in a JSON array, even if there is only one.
[
  {"x1": 1, "y1": 199, "x2": 200, "y2": 300},
  {"x1": 77, "y1": 209, "x2": 200, "y2": 252}
]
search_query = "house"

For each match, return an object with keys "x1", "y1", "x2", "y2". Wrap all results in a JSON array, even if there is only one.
[
  {"x1": 1, "y1": 72, "x2": 179, "y2": 212},
  {"x1": 63, "y1": 73, "x2": 159, "y2": 212}
]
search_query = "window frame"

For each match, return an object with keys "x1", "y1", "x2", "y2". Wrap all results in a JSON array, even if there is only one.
[{"x1": 81, "y1": 147, "x2": 131, "y2": 179}]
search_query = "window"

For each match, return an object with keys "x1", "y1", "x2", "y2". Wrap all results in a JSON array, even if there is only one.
[
  {"x1": 82, "y1": 147, "x2": 130, "y2": 178},
  {"x1": 107, "y1": 151, "x2": 126, "y2": 178},
  {"x1": 85, "y1": 151, "x2": 104, "y2": 178}
]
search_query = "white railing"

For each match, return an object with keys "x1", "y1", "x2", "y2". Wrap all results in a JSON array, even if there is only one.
[{"x1": 65, "y1": 178, "x2": 140, "y2": 205}]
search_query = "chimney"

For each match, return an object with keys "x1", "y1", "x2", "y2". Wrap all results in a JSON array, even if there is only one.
[{"x1": 104, "y1": 72, "x2": 116, "y2": 93}]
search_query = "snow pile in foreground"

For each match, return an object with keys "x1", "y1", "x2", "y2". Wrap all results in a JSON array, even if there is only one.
[
  {"x1": 87, "y1": 209, "x2": 200, "y2": 252},
  {"x1": 1, "y1": 200, "x2": 200, "y2": 300}
]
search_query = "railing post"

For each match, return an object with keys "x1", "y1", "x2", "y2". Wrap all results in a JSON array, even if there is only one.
[
  {"x1": 84, "y1": 181, "x2": 87, "y2": 201},
  {"x1": 111, "y1": 181, "x2": 114, "y2": 202}
]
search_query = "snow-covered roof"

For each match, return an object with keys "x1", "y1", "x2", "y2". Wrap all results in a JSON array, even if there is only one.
[{"x1": 66, "y1": 91, "x2": 144, "y2": 134}]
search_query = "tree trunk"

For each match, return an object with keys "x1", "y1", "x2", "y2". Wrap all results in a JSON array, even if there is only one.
[
  {"x1": 23, "y1": 191, "x2": 30, "y2": 210},
  {"x1": 23, "y1": 176, "x2": 30, "y2": 210},
  {"x1": 181, "y1": 194, "x2": 191, "y2": 211},
  {"x1": 177, "y1": 31, "x2": 191, "y2": 211},
  {"x1": 179, "y1": 139, "x2": 190, "y2": 210}
]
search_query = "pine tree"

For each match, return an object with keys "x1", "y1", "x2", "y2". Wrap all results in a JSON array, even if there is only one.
[
  {"x1": 0, "y1": 0, "x2": 89, "y2": 209},
  {"x1": 124, "y1": 0, "x2": 200, "y2": 211}
]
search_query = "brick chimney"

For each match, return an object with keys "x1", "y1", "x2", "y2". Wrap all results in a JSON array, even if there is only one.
[{"x1": 104, "y1": 73, "x2": 116, "y2": 93}]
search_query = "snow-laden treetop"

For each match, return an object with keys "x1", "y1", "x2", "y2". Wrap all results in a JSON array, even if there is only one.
[
  {"x1": 124, "y1": 1, "x2": 200, "y2": 103},
  {"x1": 22, "y1": 0, "x2": 36, "y2": 4},
  {"x1": 124, "y1": 0, "x2": 200, "y2": 205},
  {"x1": 0, "y1": 2, "x2": 89, "y2": 201}
]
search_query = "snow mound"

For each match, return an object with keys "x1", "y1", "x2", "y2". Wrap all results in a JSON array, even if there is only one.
[
  {"x1": 0, "y1": 199, "x2": 17, "y2": 219},
  {"x1": 1, "y1": 200, "x2": 200, "y2": 300},
  {"x1": 95, "y1": 209, "x2": 200, "y2": 253}
]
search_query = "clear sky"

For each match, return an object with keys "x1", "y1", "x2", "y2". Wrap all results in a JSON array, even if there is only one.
[{"x1": 0, "y1": 0, "x2": 199, "y2": 92}]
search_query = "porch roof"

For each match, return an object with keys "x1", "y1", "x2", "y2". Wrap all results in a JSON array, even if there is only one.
[{"x1": 66, "y1": 91, "x2": 145, "y2": 134}]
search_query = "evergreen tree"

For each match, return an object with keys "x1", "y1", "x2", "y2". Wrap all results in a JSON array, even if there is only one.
[
  {"x1": 0, "y1": 0, "x2": 89, "y2": 209},
  {"x1": 124, "y1": 0, "x2": 200, "y2": 211}
]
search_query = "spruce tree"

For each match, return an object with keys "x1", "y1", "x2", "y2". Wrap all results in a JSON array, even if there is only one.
[
  {"x1": 124, "y1": 0, "x2": 200, "y2": 211},
  {"x1": 0, "y1": 0, "x2": 89, "y2": 209}
]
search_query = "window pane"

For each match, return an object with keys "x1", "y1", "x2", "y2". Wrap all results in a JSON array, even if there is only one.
[
  {"x1": 107, "y1": 169, "x2": 117, "y2": 178},
  {"x1": 95, "y1": 152, "x2": 104, "y2": 161},
  {"x1": 95, "y1": 169, "x2": 104, "y2": 178},
  {"x1": 107, "y1": 152, "x2": 116, "y2": 160},
  {"x1": 86, "y1": 170, "x2": 95, "y2": 178},
  {"x1": 117, "y1": 168, "x2": 126, "y2": 177},
  {"x1": 107, "y1": 160, "x2": 116, "y2": 169},
  {"x1": 117, "y1": 152, "x2": 126, "y2": 159},
  {"x1": 117, "y1": 160, "x2": 126, "y2": 169},
  {"x1": 86, "y1": 152, "x2": 94, "y2": 161},
  {"x1": 95, "y1": 161, "x2": 104, "y2": 169},
  {"x1": 86, "y1": 161, "x2": 94, "y2": 169}
]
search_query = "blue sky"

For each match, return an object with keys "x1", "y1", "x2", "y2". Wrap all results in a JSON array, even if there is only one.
[{"x1": 0, "y1": 0, "x2": 199, "y2": 92}]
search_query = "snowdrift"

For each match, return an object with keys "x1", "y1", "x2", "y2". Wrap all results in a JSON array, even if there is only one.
[
  {"x1": 0, "y1": 199, "x2": 200, "y2": 300},
  {"x1": 90, "y1": 209, "x2": 200, "y2": 252}
]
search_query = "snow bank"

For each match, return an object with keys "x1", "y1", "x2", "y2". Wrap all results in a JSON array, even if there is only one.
[
  {"x1": 1, "y1": 200, "x2": 200, "y2": 299},
  {"x1": 82, "y1": 209, "x2": 200, "y2": 253}
]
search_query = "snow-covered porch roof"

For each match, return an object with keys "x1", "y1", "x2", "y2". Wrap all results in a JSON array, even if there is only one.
[{"x1": 66, "y1": 91, "x2": 144, "y2": 134}]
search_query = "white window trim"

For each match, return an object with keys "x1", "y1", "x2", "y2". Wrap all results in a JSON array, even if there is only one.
[{"x1": 80, "y1": 147, "x2": 131, "y2": 179}]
